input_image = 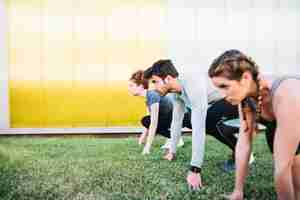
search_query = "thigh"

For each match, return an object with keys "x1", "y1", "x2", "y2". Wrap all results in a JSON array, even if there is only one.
[
  {"x1": 141, "y1": 115, "x2": 151, "y2": 128},
  {"x1": 273, "y1": 128, "x2": 300, "y2": 177},
  {"x1": 206, "y1": 99, "x2": 239, "y2": 132}
]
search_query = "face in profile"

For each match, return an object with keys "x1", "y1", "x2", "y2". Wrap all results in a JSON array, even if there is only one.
[
  {"x1": 128, "y1": 80, "x2": 144, "y2": 96},
  {"x1": 211, "y1": 73, "x2": 252, "y2": 105}
]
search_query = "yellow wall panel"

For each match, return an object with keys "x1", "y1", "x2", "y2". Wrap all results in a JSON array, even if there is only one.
[
  {"x1": 10, "y1": 80, "x2": 44, "y2": 127},
  {"x1": 8, "y1": 0, "x2": 166, "y2": 127}
]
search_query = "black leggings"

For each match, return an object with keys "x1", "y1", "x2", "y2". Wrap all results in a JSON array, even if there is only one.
[
  {"x1": 141, "y1": 113, "x2": 191, "y2": 138},
  {"x1": 140, "y1": 99, "x2": 239, "y2": 153}
]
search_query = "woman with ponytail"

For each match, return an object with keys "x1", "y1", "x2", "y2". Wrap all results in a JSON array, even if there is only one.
[
  {"x1": 209, "y1": 49, "x2": 300, "y2": 200},
  {"x1": 128, "y1": 70, "x2": 187, "y2": 155}
]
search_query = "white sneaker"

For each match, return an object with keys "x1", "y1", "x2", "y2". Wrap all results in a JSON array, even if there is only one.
[
  {"x1": 177, "y1": 138, "x2": 184, "y2": 148},
  {"x1": 249, "y1": 153, "x2": 255, "y2": 165},
  {"x1": 161, "y1": 139, "x2": 171, "y2": 149}
]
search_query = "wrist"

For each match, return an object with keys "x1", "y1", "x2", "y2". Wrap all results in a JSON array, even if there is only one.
[{"x1": 233, "y1": 187, "x2": 244, "y2": 194}]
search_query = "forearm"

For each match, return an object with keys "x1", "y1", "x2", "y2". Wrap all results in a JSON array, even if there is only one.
[
  {"x1": 144, "y1": 121, "x2": 158, "y2": 151},
  {"x1": 190, "y1": 107, "x2": 207, "y2": 168},
  {"x1": 234, "y1": 135, "x2": 251, "y2": 191},
  {"x1": 170, "y1": 101, "x2": 185, "y2": 154},
  {"x1": 144, "y1": 104, "x2": 159, "y2": 152}
]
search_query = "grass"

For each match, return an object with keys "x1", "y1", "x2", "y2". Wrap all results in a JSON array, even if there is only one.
[{"x1": 0, "y1": 134, "x2": 275, "y2": 200}]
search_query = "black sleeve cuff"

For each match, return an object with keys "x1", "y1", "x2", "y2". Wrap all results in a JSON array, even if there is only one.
[{"x1": 189, "y1": 165, "x2": 202, "y2": 173}]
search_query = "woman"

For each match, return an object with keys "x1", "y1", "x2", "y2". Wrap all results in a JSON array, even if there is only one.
[
  {"x1": 128, "y1": 70, "x2": 188, "y2": 155},
  {"x1": 208, "y1": 49, "x2": 300, "y2": 200}
]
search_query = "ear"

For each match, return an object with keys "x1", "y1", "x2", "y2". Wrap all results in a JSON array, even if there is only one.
[
  {"x1": 165, "y1": 75, "x2": 173, "y2": 82},
  {"x1": 241, "y1": 71, "x2": 252, "y2": 81},
  {"x1": 240, "y1": 71, "x2": 252, "y2": 86}
]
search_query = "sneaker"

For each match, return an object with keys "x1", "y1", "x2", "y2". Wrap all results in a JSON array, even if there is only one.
[
  {"x1": 161, "y1": 138, "x2": 184, "y2": 149},
  {"x1": 222, "y1": 153, "x2": 255, "y2": 173},
  {"x1": 161, "y1": 139, "x2": 171, "y2": 149},
  {"x1": 222, "y1": 159, "x2": 235, "y2": 172},
  {"x1": 249, "y1": 153, "x2": 255, "y2": 165},
  {"x1": 177, "y1": 138, "x2": 184, "y2": 148}
]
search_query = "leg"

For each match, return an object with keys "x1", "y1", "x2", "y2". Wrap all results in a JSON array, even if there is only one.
[
  {"x1": 216, "y1": 121, "x2": 239, "y2": 152},
  {"x1": 273, "y1": 129, "x2": 299, "y2": 200},
  {"x1": 139, "y1": 116, "x2": 150, "y2": 144},
  {"x1": 141, "y1": 115, "x2": 171, "y2": 138},
  {"x1": 156, "y1": 116, "x2": 172, "y2": 138},
  {"x1": 206, "y1": 99, "x2": 239, "y2": 152},
  {"x1": 292, "y1": 155, "x2": 300, "y2": 199}
]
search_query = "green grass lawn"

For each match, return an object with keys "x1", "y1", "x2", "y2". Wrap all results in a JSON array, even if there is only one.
[{"x1": 0, "y1": 134, "x2": 275, "y2": 200}]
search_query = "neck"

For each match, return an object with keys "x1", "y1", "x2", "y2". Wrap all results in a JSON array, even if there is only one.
[{"x1": 248, "y1": 79, "x2": 259, "y2": 98}]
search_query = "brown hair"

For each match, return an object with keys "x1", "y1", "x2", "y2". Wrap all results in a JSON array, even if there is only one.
[
  {"x1": 143, "y1": 59, "x2": 179, "y2": 80},
  {"x1": 208, "y1": 49, "x2": 259, "y2": 81},
  {"x1": 209, "y1": 50, "x2": 261, "y2": 136},
  {"x1": 130, "y1": 70, "x2": 149, "y2": 89}
]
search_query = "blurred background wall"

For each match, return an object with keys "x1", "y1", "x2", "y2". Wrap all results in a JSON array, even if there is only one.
[
  {"x1": 167, "y1": 0, "x2": 299, "y2": 77},
  {"x1": 5, "y1": 0, "x2": 166, "y2": 127},
  {"x1": 1, "y1": 0, "x2": 299, "y2": 128}
]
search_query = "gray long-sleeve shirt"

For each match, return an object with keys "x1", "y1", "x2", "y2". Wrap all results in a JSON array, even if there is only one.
[{"x1": 169, "y1": 75, "x2": 223, "y2": 168}]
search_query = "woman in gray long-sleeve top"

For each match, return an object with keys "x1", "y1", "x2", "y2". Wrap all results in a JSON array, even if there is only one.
[{"x1": 143, "y1": 59, "x2": 246, "y2": 190}]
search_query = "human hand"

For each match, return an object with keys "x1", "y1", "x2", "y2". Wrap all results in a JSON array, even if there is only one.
[
  {"x1": 186, "y1": 171, "x2": 202, "y2": 191},
  {"x1": 163, "y1": 150, "x2": 175, "y2": 161}
]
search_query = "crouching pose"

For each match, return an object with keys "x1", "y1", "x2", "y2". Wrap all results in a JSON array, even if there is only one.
[
  {"x1": 209, "y1": 49, "x2": 300, "y2": 200},
  {"x1": 143, "y1": 60, "x2": 243, "y2": 189},
  {"x1": 129, "y1": 70, "x2": 188, "y2": 154}
]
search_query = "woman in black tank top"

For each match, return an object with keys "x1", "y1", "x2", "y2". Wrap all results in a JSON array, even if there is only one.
[{"x1": 208, "y1": 49, "x2": 300, "y2": 200}]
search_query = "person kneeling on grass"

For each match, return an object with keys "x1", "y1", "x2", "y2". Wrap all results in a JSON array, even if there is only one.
[
  {"x1": 128, "y1": 70, "x2": 187, "y2": 155},
  {"x1": 208, "y1": 49, "x2": 300, "y2": 200},
  {"x1": 143, "y1": 59, "x2": 254, "y2": 190}
]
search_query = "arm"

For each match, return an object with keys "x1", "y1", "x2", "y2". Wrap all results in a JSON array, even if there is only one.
[
  {"x1": 169, "y1": 98, "x2": 185, "y2": 154},
  {"x1": 183, "y1": 76, "x2": 208, "y2": 189},
  {"x1": 143, "y1": 103, "x2": 159, "y2": 154},
  {"x1": 271, "y1": 80, "x2": 300, "y2": 200},
  {"x1": 230, "y1": 103, "x2": 255, "y2": 199},
  {"x1": 185, "y1": 76, "x2": 208, "y2": 169},
  {"x1": 189, "y1": 105, "x2": 207, "y2": 168}
]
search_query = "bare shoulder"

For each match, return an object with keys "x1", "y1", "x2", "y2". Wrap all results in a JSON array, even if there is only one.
[{"x1": 272, "y1": 79, "x2": 300, "y2": 119}]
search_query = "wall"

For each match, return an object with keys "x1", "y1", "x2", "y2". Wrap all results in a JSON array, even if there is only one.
[{"x1": 6, "y1": 0, "x2": 166, "y2": 127}]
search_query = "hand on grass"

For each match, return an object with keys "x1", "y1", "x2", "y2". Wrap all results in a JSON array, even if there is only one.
[
  {"x1": 186, "y1": 171, "x2": 202, "y2": 191},
  {"x1": 163, "y1": 151, "x2": 175, "y2": 161}
]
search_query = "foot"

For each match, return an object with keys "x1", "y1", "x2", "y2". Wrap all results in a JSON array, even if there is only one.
[{"x1": 161, "y1": 139, "x2": 171, "y2": 149}]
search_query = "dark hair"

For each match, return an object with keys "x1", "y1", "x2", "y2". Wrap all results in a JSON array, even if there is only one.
[
  {"x1": 208, "y1": 49, "x2": 259, "y2": 81},
  {"x1": 143, "y1": 59, "x2": 179, "y2": 79},
  {"x1": 130, "y1": 70, "x2": 149, "y2": 89}
]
